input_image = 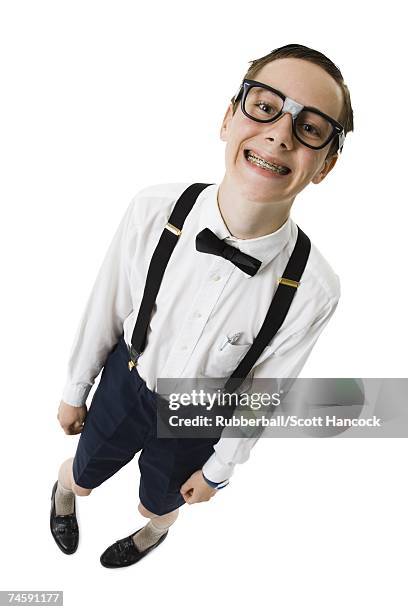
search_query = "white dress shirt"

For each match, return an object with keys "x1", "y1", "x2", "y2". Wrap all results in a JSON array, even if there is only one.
[{"x1": 61, "y1": 182, "x2": 341, "y2": 482}]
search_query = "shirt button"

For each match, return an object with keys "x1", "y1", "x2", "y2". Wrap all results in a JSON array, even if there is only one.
[
  {"x1": 194, "y1": 312, "x2": 202, "y2": 318},
  {"x1": 212, "y1": 275, "x2": 221, "y2": 281},
  {"x1": 181, "y1": 345, "x2": 188, "y2": 350}
]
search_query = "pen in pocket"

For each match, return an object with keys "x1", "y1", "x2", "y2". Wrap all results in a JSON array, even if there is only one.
[{"x1": 219, "y1": 332, "x2": 242, "y2": 350}]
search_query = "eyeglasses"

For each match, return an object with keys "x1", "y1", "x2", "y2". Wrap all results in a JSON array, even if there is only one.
[{"x1": 233, "y1": 79, "x2": 346, "y2": 153}]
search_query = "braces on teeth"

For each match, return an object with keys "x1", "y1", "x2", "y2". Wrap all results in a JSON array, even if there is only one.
[{"x1": 246, "y1": 151, "x2": 289, "y2": 174}]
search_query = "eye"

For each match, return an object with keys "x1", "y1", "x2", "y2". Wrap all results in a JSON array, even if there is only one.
[
  {"x1": 299, "y1": 123, "x2": 320, "y2": 138},
  {"x1": 299, "y1": 123, "x2": 321, "y2": 137},
  {"x1": 256, "y1": 101, "x2": 278, "y2": 115}
]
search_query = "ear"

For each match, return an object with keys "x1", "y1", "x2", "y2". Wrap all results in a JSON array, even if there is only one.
[
  {"x1": 312, "y1": 154, "x2": 338, "y2": 184},
  {"x1": 220, "y1": 103, "x2": 234, "y2": 142}
]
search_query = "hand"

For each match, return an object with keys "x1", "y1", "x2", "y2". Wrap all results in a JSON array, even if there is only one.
[
  {"x1": 180, "y1": 470, "x2": 218, "y2": 505},
  {"x1": 57, "y1": 399, "x2": 88, "y2": 435}
]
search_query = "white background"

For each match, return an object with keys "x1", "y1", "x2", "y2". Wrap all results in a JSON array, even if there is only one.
[{"x1": 1, "y1": 1, "x2": 407, "y2": 610}]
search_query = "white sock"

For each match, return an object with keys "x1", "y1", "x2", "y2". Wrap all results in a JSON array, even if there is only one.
[
  {"x1": 132, "y1": 520, "x2": 169, "y2": 551},
  {"x1": 54, "y1": 481, "x2": 75, "y2": 515},
  {"x1": 132, "y1": 515, "x2": 178, "y2": 552}
]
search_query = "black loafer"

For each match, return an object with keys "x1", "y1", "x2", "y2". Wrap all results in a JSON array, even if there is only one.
[
  {"x1": 50, "y1": 480, "x2": 79, "y2": 555},
  {"x1": 100, "y1": 527, "x2": 168, "y2": 568}
]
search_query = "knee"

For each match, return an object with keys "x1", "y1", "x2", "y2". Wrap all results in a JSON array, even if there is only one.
[
  {"x1": 138, "y1": 501, "x2": 157, "y2": 518},
  {"x1": 72, "y1": 481, "x2": 93, "y2": 496},
  {"x1": 61, "y1": 456, "x2": 92, "y2": 496},
  {"x1": 138, "y1": 501, "x2": 179, "y2": 523},
  {"x1": 70, "y1": 463, "x2": 92, "y2": 496}
]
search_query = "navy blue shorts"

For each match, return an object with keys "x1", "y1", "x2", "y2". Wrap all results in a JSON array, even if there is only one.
[{"x1": 72, "y1": 332, "x2": 220, "y2": 515}]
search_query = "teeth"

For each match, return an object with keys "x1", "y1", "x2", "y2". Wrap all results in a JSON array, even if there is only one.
[{"x1": 246, "y1": 150, "x2": 289, "y2": 174}]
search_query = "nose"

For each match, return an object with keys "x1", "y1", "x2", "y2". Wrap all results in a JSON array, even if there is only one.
[{"x1": 263, "y1": 112, "x2": 295, "y2": 150}]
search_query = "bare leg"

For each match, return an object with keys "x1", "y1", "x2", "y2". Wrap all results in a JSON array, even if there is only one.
[
  {"x1": 58, "y1": 457, "x2": 93, "y2": 496},
  {"x1": 138, "y1": 501, "x2": 160, "y2": 518}
]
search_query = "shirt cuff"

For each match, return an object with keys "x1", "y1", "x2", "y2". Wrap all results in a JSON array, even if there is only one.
[
  {"x1": 61, "y1": 382, "x2": 92, "y2": 408},
  {"x1": 202, "y1": 451, "x2": 235, "y2": 482},
  {"x1": 201, "y1": 471, "x2": 230, "y2": 489}
]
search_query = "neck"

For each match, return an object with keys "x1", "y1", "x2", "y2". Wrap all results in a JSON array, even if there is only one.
[{"x1": 217, "y1": 176, "x2": 294, "y2": 240}]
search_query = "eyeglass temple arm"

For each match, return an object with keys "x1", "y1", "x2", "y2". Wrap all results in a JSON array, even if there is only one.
[{"x1": 338, "y1": 130, "x2": 346, "y2": 153}]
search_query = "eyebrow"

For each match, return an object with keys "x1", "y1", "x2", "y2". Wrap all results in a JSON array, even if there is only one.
[{"x1": 252, "y1": 80, "x2": 327, "y2": 116}]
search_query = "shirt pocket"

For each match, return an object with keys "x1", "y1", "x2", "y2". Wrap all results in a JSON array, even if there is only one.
[
  {"x1": 202, "y1": 341, "x2": 252, "y2": 379},
  {"x1": 201, "y1": 332, "x2": 273, "y2": 379}
]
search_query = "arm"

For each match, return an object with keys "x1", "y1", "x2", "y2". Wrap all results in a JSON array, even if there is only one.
[
  {"x1": 61, "y1": 196, "x2": 137, "y2": 407},
  {"x1": 201, "y1": 294, "x2": 341, "y2": 482}
]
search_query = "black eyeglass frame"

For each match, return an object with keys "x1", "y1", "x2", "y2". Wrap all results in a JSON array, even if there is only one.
[{"x1": 233, "y1": 78, "x2": 345, "y2": 153}]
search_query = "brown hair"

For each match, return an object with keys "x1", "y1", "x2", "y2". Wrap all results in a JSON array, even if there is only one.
[{"x1": 230, "y1": 43, "x2": 354, "y2": 160}]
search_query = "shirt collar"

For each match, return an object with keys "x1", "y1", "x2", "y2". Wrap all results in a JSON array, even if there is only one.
[{"x1": 197, "y1": 183, "x2": 293, "y2": 273}]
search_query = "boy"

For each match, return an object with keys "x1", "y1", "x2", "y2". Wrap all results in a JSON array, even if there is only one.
[{"x1": 50, "y1": 43, "x2": 354, "y2": 567}]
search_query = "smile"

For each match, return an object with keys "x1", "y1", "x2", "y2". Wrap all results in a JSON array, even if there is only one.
[{"x1": 244, "y1": 150, "x2": 291, "y2": 175}]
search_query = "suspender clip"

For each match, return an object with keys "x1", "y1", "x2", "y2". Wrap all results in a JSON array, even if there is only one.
[
  {"x1": 278, "y1": 277, "x2": 300, "y2": 288},
  {"x1": 128, "y1": 346, "x2": 141, "y2": 371},
  {"x1": 165, "y1": 222, "x2": 182, "y2": 236}
]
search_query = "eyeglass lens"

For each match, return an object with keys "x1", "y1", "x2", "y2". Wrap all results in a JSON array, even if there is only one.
[{"x1": 244, "y1": 86, "x2": 334, "y2": 148}]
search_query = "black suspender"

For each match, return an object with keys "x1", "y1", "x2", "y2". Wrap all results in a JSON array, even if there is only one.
[
  {"x1": 128, "y1": 183, "x2": 213, "y2": 366},
  {"x1": 224, "y1": 226, "x2": 310, "y2": 393},
  {"x1": 127, "y1": 182, "x2": 311, "y2": 394}
]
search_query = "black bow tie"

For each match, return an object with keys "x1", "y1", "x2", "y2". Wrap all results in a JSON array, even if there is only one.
[{"x1": 195, "y1": 228, "x2": 262, "y2": 277}]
